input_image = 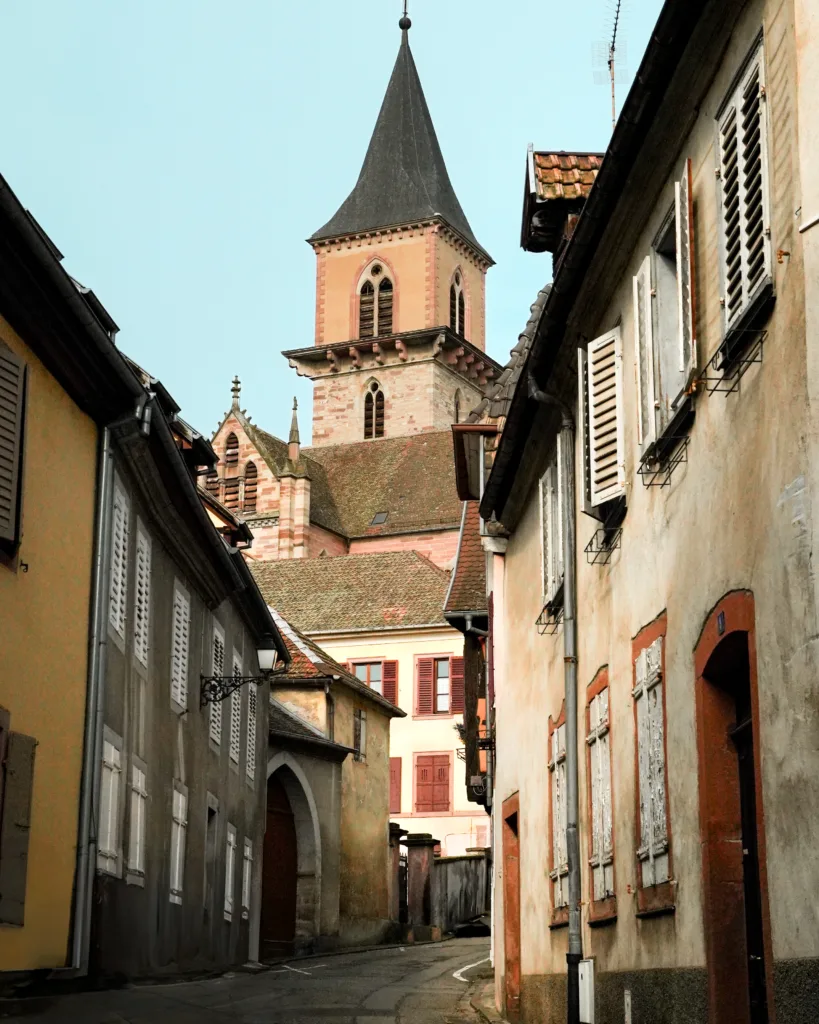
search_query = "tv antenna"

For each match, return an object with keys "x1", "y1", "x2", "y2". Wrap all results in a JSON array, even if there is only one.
[{"x1": 608, "y1": 0, "x2": 624, "y2": 130}]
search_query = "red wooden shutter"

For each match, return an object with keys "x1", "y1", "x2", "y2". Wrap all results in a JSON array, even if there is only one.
[
  {"x1": 450, "y1": 656, "x2": 465, "y2": 714},
  {"x1": 383, "y1": 661, "x2": 398, "y2": 706},
  {"x1": 390, "y1": 757, "x2": 402, "y2": 813},
  {"x1": 432, "y1": 755, "x2": 450, "y2": 812},
  {"x1": 416, "y1": 756, "x2": 434, "y2": 812},
  {"x1": 416, "y1": 659, "x2": 434, "y2": 715}
]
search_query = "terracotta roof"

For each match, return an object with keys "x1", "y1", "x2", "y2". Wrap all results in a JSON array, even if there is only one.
[
  {"x1": 269, "y1": 607, "x2": 405, "y2": 716},
  {"x1": 303, "y1": 432, "x2": 462, "y2": 538},
  {"x1": 251, "y1": 551, "x2": 451, "y2": 633},
  {"x1": 445, "y1": 502, "x2": 486, "y2": 616},
  {"x1": 532, "y1": 152, "x2": 603, "y2": 202}
]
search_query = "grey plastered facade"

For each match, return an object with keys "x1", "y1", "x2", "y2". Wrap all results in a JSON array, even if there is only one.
[{"x1": 485, "y1": 0, "x2": 819, "y2": 1022}]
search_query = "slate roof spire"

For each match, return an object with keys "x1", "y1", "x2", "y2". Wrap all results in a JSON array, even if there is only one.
[{"x1": 310, "y1": 18, "x2": 483, "y2": 253}]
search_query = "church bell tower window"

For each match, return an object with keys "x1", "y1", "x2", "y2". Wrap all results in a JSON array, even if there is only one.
[
  {"x1": 358, "y1": 264, "x2": 394, "y2": 340},
  {"x1": 364, "y1": 381, "x2": 385, "y2": 440},
  {"x1": 450, "y1": 272, "x2": 466, "y2": 339}
]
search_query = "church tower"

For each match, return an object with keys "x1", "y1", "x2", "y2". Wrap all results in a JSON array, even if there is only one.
[{"x1": 284, "y1": 15, "x2": 498, "y2": 447}]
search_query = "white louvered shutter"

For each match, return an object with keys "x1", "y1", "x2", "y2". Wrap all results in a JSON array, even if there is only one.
[
  {"x1": 576, "y1": 347, "x2": 595, "y2": 515},
  {"x1": 210, "y1": 625, "x2": 225, "y2": 745},
  {"x1": 588, "y1": 689, "x2": 614, "y2": 901},
  {"x1": 133, "y1": 526, "x2": 152, "y2": 666},
  {"x1": 128, "y1": 763, "x2": 147, "y2": 874},
  {"x1": 587, "y1": 329, "x2": 625, "y2": 505},
  {"x1": 170, "y1": 786, "x2": 187, "y2": 903},
  {"x1": 633, "y1": 256, "x2": 656, "y2": 452},
  {"x1": 549, "y1": 724, "x2": 568, "y2": 908},
  {"x1": 98, "y1": 739, "x2": 122, "y2": 873},
  {"x1": 0, "y1": 343, "x2": 26, "y2": 545},
  {"x1": 109, "y1": 485, "x2": 130, "y2": 636},
  {"x1": 224, "y1": 826, "x2": 237, "y2": 919},
  {"x1": 634, "y1": 637, "x2": 669, "y2": 888},
  {"x1": 718, "y1": 44, "x2": 771, "y2": 332},
  {"x1": 170, "y1": 585, "x2": 190, "y2": 708},
  {"x1": 229, "y1": 652, "x2": 242, "y2": 764},
  {"x1": 241, "y1": 838, "x2": 253, "y2": 918},
  {"x1": 245, "y1": 683, "x2": 257, "y2": 781},
  {"x1": 675, "y1": 158, "x2": 697, "y2": 384}
]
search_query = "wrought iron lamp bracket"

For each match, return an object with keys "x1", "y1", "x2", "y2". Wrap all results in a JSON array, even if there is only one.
[{"x1": 200, "y1": 675, "x2": 267, "y2": 707}]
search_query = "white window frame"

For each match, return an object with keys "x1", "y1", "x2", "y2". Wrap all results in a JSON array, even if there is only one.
[
  {"x1": 98, "y1": 729, "x2": 123, "y2": 876},
  {"x1": 580, "y1": 328, "x2": 625, "y2": 508},
  {"x1": 108, "y1": 482, "x2": 130, "y2": 638},
  {"x1": 539, "y1": 439, "x2": 564, "y2": 608},
  {"x1": 210, "y1": 622, "x2": 225, "y2": 746},
  {"x1": 587, "y1": 688, "x2": 614, "y2": 902},
  {"x1": 224, "y1": 824, "x2": 237, "y2": 921},
  {"x1": 633, "y1": 636, "x2": 670, "y2": 888},
  {"x1": 241, "y1": 837, "x2": 253, "y2": 920},
  {"x1": 127, "y1": 758, "x2": 148, "y2": 882},
  {"x1": 170, "y1": 582, "x2": 191, "y2": 710},
  {"x1": 133, "y1": 522, "x2": 152, "y2": 667},
  {"x1": 229, "y1": 651, "x2": 243, "y2": 765},
  {"x1": 245, "y1": 682, "x2": 257, "y2": 782},
  {"x1": 170, "y1": 782, "x2": 188, "y2": 904},
  {"x1": 549, "y1": 722, "x2": 568, "y2": 909}
]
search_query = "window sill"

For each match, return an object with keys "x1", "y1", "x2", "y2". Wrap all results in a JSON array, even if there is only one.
[
  {"x1": 636, "y1": 881, "x2": 676, "y2": 917},
  {"x1": 169, "y1": 893, "x2": 182, "y2": 905},
  {"x1": 412, "y1": 713, "x2": 461, "y2": 721},
  {"x1": 549, "y1": 906, "x2": 569, "y2": 930},
  {"x1": 588, "y1": 896, "x2": 617, "y2": 926},
  {"x1": 126, "y1": 870, "x2": 145, "y2": 887}
]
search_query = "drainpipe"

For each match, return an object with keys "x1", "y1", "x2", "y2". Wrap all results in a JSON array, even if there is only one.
[{"x1": 528, "y1": 374, "x2": 582, "y2": 1024}]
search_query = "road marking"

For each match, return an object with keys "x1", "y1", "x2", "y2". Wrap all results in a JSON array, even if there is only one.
[
  {"x1": 453, "y1": 956, "x2": 491, "y2": 982},
  {"x1": 282, "y1": 964, "x2": 313, "y2": 976}
]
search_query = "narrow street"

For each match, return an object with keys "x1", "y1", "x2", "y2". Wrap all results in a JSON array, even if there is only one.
[{"x1": 1, "y1": 939, "x2": 493, "y2": 1024}]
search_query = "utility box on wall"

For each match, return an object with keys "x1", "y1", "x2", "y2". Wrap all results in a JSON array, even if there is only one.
[{"x1": 579, "y1": 958, "x2": 595, "y2": 1024}]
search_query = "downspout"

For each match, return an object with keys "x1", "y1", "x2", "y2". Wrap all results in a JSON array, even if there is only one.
[{"x1": 529, "y1": 374, "x2": 582, "y2": 1024}]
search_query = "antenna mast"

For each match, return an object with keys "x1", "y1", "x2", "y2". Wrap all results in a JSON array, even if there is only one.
[{"x1": 608, "y1": 0, "x2": 623, "y2": 130}]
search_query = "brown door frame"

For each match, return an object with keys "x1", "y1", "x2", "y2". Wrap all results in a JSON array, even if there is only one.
[
  {"x1": 502, "y1": 792, "x2": 521, "y2": 1021},
  {"x1": 694, "y1": 591, "x2": 775, "y2": 1024}
]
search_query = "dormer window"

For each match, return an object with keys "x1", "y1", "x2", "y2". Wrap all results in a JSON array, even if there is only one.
[
  {"x1": 225, "y1": 432, "x2": 239, "y2": 466},
  {"x1": 364, "y1": 381, "x2": 385, "y2": 440},
  {"x1": 450, "y1": 272, "x2": 466, "y2": 339},
  {"x1": 358, "y1": 264, "x2": 394, "y2": 339}
]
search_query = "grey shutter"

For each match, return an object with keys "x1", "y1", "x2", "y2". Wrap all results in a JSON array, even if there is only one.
[
  {"x1": 0, "y1": 732, "x2": 37, "y2": 925},
  {"x1": 633, "y1": 257, "x2": 656, "y2": 452},
  {"x1": 675, "y1": 158, "x2": 697, "y2": 388},
  {"x1": 0, "y1": 344, "x2": 26, "y2": 546}
]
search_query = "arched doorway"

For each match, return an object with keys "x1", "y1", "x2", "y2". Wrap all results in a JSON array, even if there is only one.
[
  {"x1": 260, "y1": 757, "x2": 321, "y2": 960},
  {"x1": 695, "y1": 592, "x2": 772, "y2": 1024}
]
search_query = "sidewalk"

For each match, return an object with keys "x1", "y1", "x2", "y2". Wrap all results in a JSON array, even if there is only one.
[{"x1": 469, "y1": 968, "x2": 509, "y2": 1024}]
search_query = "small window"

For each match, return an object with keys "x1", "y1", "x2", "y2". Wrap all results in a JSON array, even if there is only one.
[
  {"x1": 449, "y1": 273, "x2": 466, "y2": 339},
  {"x1": 549, "y1": 718, "x2": 569, "y2": 911},
  {"x1": 98, "y1": 733, "x2": 123, "y2": 876},
  {"x1": 127, "y1": 760, "x2": 148, "y2": 880},
  {"x1": 224, "y1": 825, "x2": 237, "y2": 921},
  {"x1": 241, "y1": 838, "x2": 253, "y2": 920},
  {"x1": 371, "y1": 511, "x2": 388, "y2": 525},
  {"x1": 243, "y1": 462, "x2": 258, "y2": 512},
  {"x1": 358, "y1": 264, "x2": 395, "y2": 339},
  {"x1": 364, "y1": 381, "x2": 385, "y2": 440},
  {"x1": 225, "y1": 432, "x2": 239, "y2": 466},
  {"x1": 169, "y1": 782, "x2": 188, "y2": 904},
  {"x1": 353, "y1": 709, "x2": 367, "y2": 762},
  {"x1": 434, "y1": 658, "x2": 450, "y2": 714},
  {"x1": 416, "y1": 657, "x2": 464, "y2": 715},
  {"x1": 354, "y1": 662, "x2": 383, "y2": 695}
]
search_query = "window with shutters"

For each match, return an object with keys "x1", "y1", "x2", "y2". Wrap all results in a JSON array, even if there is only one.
[
  {"x1": 169, "y1": 782, "x2": 187, "y2": 904},
  {"x1": 578, "y1": 328, "x2": 625, "y2": 510},
  {"x1": 133, "y1": 523, "x2": 151, "y2": 668},
  {"x1": 245, "y1": 682, "x2": 257, "y2": 782},
  {"x1": 224, "y1": 824, "x2": 237, "y2": 921},
  {"x1": 390, "y1": 756, "x2": 402, "y2": 813},
  {"x1": 0, "y1": 340, "x2": 27, "y2": 554},
  {"x1": 364, "y1": 380, "x2": 385, "y2": 440},
  {"x1": 353, "y1": 708, "x2": 367, "y2": 763},
  {"x1": 415, "y1": 754, "x2": 451, "y2": 813},
  {"x1": 416, "y1": 656, "x2": 464, "y2": 716},
  {"x1": 108, "y1": 483, "x2": 130, "y2": 638},
  {"x1": 241, "y1": 837, "x2": 253, "y2": 919},
  {"x1": 170, "y1": 583, "x2": 191, "y2": 709},
  {"x1": 358, "y1": 263, "x2": 395, "y2": 339},
  {"x1": 586, "y1": 673, "x2": 615, "y2": 921},
  {"x1": 449, "y1": 271, "x2": 466, "y2": 339},
  {"x1": 229, "y1": 652, "x2": 243, "y2": 765},
  {"x1": 243, "y1": 462, "x2": 258, "y2": 512},
  {"x1": 632, "y1": 619, "x2": 674, "y2": 915},
  {"x1": 224, "y1": 432, "x2": 239, "y2": 465},
  {"x1": 98, "y1": 732, "x2": 123, "y2": 876},
  {"x1": 209, "y1": 624, "x2": 225, "y2": 746},
  {"x1": 127, "y1": 759, "x2": 147, "y2": 881},
  {"x1": 539, "y1": 441, "x2": 564, "y2": 610},
  {"x1": 352, "y1": 660, "x2": 399, "y2": 705},
  {"x1": 548, "y1": 713, "x2": 569, "y2": 916},
  {"x1": 717, "y1": 40, "x2": 772, "y2": 344}
]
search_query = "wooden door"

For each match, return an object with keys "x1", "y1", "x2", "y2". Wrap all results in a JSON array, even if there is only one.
[
  {"x1": 502, "y1": 794, "x2": 521, "y2": 1022},
  {"x1": 260, "y1": 773, "x2": 298, "y2": 959}
]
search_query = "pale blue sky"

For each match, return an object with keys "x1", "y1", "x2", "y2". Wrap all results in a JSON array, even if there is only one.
[{"x1": 0, "y1": 0, "x2": 661, "y2": 442}]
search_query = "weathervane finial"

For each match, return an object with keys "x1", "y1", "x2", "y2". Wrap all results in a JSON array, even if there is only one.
[{"x1": 399, "y1": 0, "x2": 411, "y2": 32}]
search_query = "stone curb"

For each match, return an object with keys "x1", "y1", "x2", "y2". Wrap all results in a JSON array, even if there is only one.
[{"x1": 469, "y1": 978, "x2": 509, "y2": 1024}]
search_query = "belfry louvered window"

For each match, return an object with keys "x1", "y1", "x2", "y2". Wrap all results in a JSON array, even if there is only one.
[
  {"x1": 205, "y1": 469, "x2": 219, "y2": 497},
  {"x1": 578, "y1": 328, "x2": 625, "y2": 508},
  {"x1": 378, "y1": 279, "x2": 393, "y2": 336},
  {"x1": 359, "y1": 281, "x2": 375, "y2": 338},
  {"x1": 364, "y1": 381, "x2": 385, "y2": 440},
  {"x1": 210, "y1": 624, "x2": 225, "y2": 745},
  {"x1": 170, "y1": 583, "x2": 190, "y2": 709},
  {"x1": 224, "y1": 477, "x2": 239, "y2": 511},
  {"x1": 717, "y1": 40, "x2": 771, "y2": 334},
  {"x1": 224, "y1": 432, "x2": 239, "y2": 465},
  {"x1": 133, "y1": 523, "x2": 152, "y2": 667},
  {"x1": 243, "y1": 462, "x2": 257, "y2": 512},
  {"x1": 449, "y1": 273, "x2": 466, "y2": 338},
  {"x1": 109, "y1": 483, "x2": 130, "y2": 637},
  {"x1": 358, "y1": 263, "x2": 394, "y2": 339},
  {"x1": 0, "y1": 340, "x2": 26, "y2": 549}
]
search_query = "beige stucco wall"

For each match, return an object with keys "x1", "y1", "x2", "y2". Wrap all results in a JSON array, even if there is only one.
[
  {"x1": 319, "y1": 626, "x2": 489, "y2": 857},
  {"x1": 0, "y1": 316, "x2": 98, "y2": 971},
  {"x1": 493, "y1": 0, "x2": 817, "y2": 1013}
]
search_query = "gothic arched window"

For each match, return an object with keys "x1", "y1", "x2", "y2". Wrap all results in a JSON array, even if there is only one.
[
  {"x1": 243, "y1": 462, "x2": 258, "y2": 512},
  {"x1": 449, "y1": 272, "x2": 466, "y2": 339},
  {"x1": 225, "y1": 432, "x2": 239, "y2": 465},
  {"x1": 358, "y1": 263, "x2": 394, "y2": 339},
  {"x1": 364, "y1": 381, "x2": 385, "y2": 440}
]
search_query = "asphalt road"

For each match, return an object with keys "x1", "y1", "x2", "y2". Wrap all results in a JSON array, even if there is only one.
[{"x1": 2, "y1": 938, "x2": 492, "y2": 1024}]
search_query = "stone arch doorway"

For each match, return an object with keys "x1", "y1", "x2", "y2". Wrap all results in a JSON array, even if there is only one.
[
  {"x1": 261, "y1": 755, "x2": 322, "y2": 960},
  {"x1": 694, "y1": 592, "x2": 772, "y2": 1024}
]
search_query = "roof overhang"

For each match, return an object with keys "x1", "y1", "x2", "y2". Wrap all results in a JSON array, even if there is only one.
[{"x1": 452, "y1": 423, "x2": 498, "y2": 501}]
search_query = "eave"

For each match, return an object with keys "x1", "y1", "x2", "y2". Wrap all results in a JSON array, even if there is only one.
[{"x1": 452, "y1": 423, "x2": 498, "y2": 501}]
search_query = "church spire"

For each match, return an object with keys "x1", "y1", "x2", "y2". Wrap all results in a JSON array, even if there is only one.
[
  {"x1": 310, "y1": 17, "x2": 484, "y2": 255},
  {"x1": 288, "y1": 397, "x2": 300, "y2": 462}
]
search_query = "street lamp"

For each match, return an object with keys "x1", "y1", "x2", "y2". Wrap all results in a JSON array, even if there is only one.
[{"x1": 200, "y1": 636, "x2": 281, "y2": 706}]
